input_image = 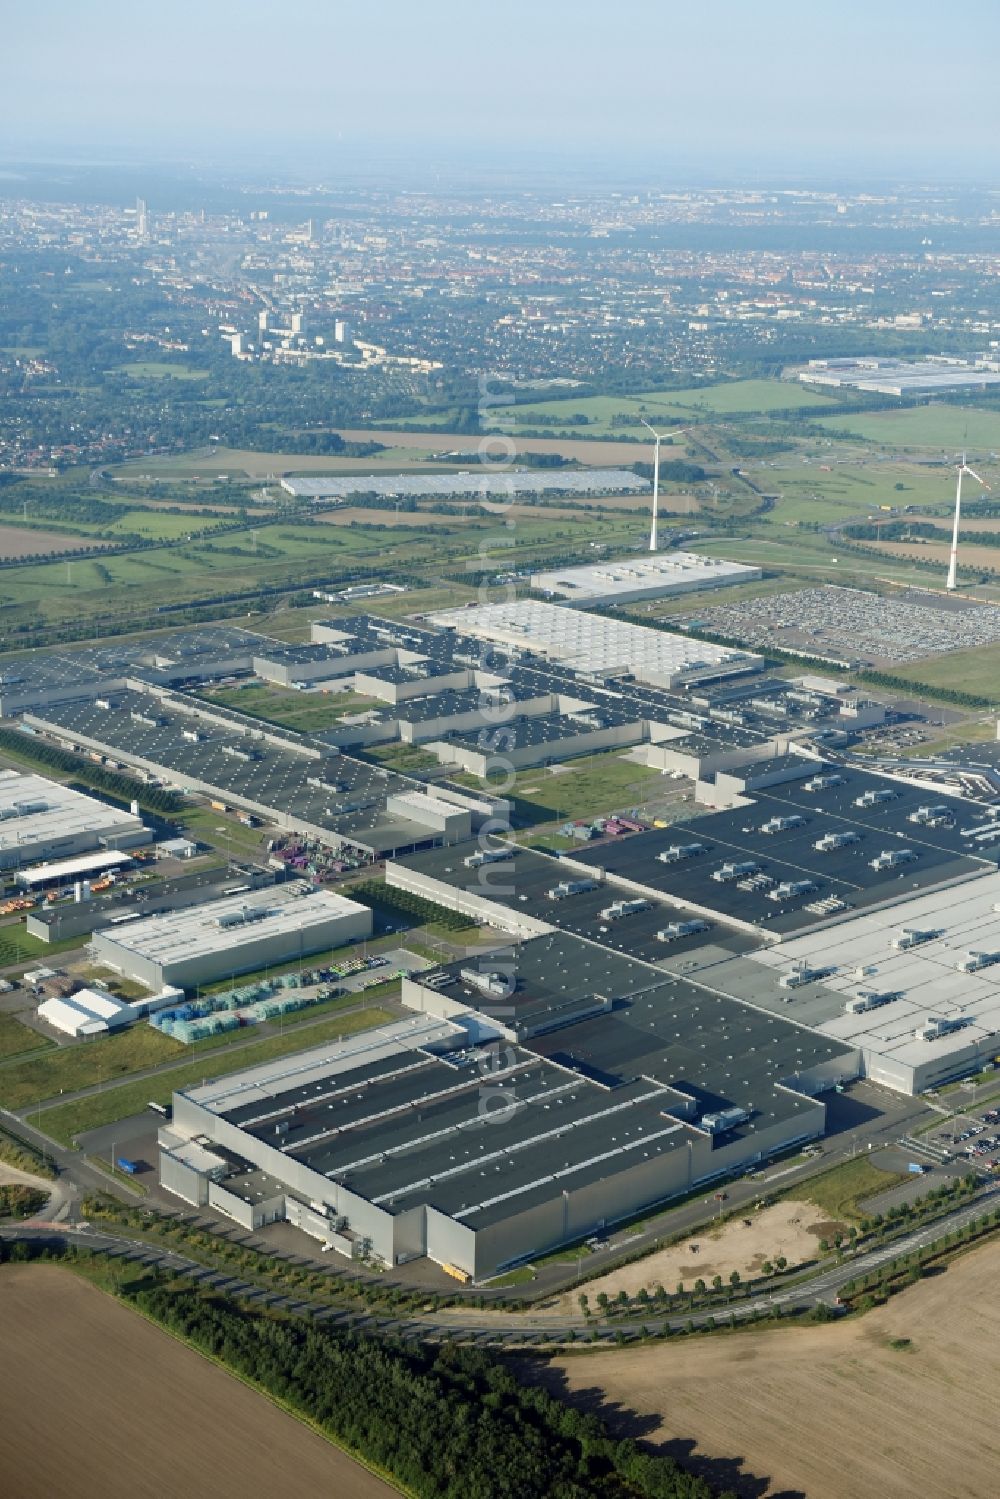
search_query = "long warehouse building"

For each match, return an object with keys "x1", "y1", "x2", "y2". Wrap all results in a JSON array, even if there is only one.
[
  {"x1": 0, "y1": 768, "x2": 150, "y2": 870},
  {"x1": 428, "y1": 599, "x2": 763, "y2": 688},
  {"x1": 93, "y1": 883, "x2": 372, "y2": 991}
]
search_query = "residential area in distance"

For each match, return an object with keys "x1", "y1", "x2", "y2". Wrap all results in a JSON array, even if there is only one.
[{"x1": 3, "y1": 9, "x2": 1000, "y2": 1498}]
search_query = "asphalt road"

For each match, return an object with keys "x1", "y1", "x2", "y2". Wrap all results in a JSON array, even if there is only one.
[
  {"x1": 3, "y1": 1184, "x2": 996, "y2": 1346},
  {"x1": 9, "y1": 1073, "x2": 941, "y2": 1307}
]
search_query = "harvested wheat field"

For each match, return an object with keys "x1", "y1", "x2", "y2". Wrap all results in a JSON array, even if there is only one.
[
  {"x1": 869, "y1": 539, "x2": 1000, "y2": 572},
  {"x1": 0, "y1": 524, "x2": 105, "y2": 558},
  {"x1": 315, "y1": 506, "x2": 473, "y2": 526},
  {"x1": 548, "y1": 1238, "x2": 1000, "y2": 1499},
  {"x1": 558, "y1": 1200, "x2": 832, "y2": 1311},
  {"x1": 0, "y1": 1265, "x2": 399, "y2": 1499},
  {"x1": 335, "y1": 427, "x2": 651, "y2": 467}
]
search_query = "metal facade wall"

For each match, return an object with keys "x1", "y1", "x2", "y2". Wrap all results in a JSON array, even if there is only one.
[
  {"x1": 92, "y1": 904, "x2": 371, "y2": 990},
  {"x1": 207, "y1": 1181, "x2": 256, "y2": 1230},
  {"x1": 159, "y1": 1150, "x2": 209, "y2": 1206},
  {"x1": 425, "y1": 1206, "x2": 476, "y2": 1277}
]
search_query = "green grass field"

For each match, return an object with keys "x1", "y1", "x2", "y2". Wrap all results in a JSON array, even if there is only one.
[
  {"x1": 116, "y1": 361, "x2": 209, "y2": 381},
  {"x1": 174, "y1": 806, "x2": 267, "y2": 861},
  {"x1": 0, "y1": 1023, "x2": 184, "y2": 1110},
  {"x1": 455, "y1": 750, "x2": 664, "y2": 826},
  {"x1": 800, "y1": 1155, "x2": 909, "y2": 1223},
  {"x1": 816, "y1": 405, "x2": 1000, "y2": 452},
  {"x1": 362, "y1": 742, "x2": 442, "y2": 773},
  {"x1": 694, "y1": 531, "x2": 953, "y2": 591},
  {"x1": 756, "y1": 459, "x2": 958, "y2": 527},
  {"x1": 35, "y1": 1004, "x2": 394, "y2": 1145},
  {"x1": 485, "y1": 380, "x2": 846, "y2": 436},
  {"x1": 0, "y1": 499, "x2": 226, "y2": 544},
  {"x1": 115, "y1": 443, "x2": 463, "y2": 478},
  {"x1": 0, "y1": 506, "x2": 639, "y2": 639},
  {"x1": 0, "y1": 924, "x2": 84, "y2": 968},
  {"x1": 887, "y1": 642, "x2": 1000, "y2": 701},
  {"x1": 0, "y1": 1013, "x2": 52, "y2": 1061},
  {"x1": 199, "y1": 682, "x2": 377, "y2": 734},
  {"x1": 897, "y1": 719, "x2": 998, "y2": 757}
]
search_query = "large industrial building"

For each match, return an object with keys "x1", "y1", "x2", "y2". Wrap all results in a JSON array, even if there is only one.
[
  {"x1": 159, "y1": 932, "x2": 852, "y2": 1279},
  {"x1": 279, "y1": 469, "x2": 648, "y2": 501},
  {"x1": 0, "y1": 769, "x2": 150, "y2": 870},
  {"x1": 531, "y1": 552, "x2": 761, "y2": 607},
  {"x1": 739, "y1": 873, "x2": 1000, "y2": 1093},
  {"x1": 799, "y1": 355, "x2": 1000, "y2": 397},
  {"x1": 428, "y1": 599, "x2": 763, "y2": 688},
  {"x1": 93, "y1": 883, "x2": 372, "y2": 991}
]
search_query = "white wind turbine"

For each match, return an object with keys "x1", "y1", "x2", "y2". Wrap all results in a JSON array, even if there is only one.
[
  {"x1": 946, "y1": 453, "x2": 990, "y2": 591},
  {"x1": 639, "y1": 419, "x2": 694, "y2": 552}
]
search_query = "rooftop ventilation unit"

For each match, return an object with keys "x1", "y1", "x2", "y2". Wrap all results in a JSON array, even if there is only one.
[
  {"x1": 656, "y1": 843, "x2": 705, "y2": 864},
  {"x1": 712, "y1": 860, "x2": 759, "y2": 883},
  {"x1": 600, "y1": 899, "x2": 651, "y2": 920},
  {"x1": 855, "y1": 788, "x2": 898, "y2": 808},
  {"x1": 458, "y1": 968, "x2": 515, "y2": 997},
  {"x1": 463, "y1": 847, "x2": 514, "y2": 869},
  {"x1": 779, "y1": 960, "x2": 834, "y2": 989},
  {"x1": 908, "y1": 804, "x2": 954, "y2": 827},
  {"x1": 767, "y1": 879, "x2": 818, "y2": 902},
  {"x1": 759, "y1": 814, "x2": 806, "y2": 835},
  {"x1": 547, "y1": 878, "x2": 599, "y2": 900},
  {"x1": 701, "y1": 1105, "x2": 749, "y2": 1134},
  {"x1": 870, "y1": 848, "x2": 917, "y2": 871},
  {"x1": 803, "y1": 773, "x2": 845, "y2": 792},
  {"x1": 845, "y1": 990, "x2": 900, "y2": 1014},
  {"x1": 892, "y1": 927, "x2": 938, "y2": 950},
  {"x1": 915, "y1": 1016, "x2": 967, "y2": 1041},
  {"x1": 216, "y1": 904, "x2": 275, "y2": 929},
  {"x1": 657, "y1": 919, "x2": 710, "y2": 943},
  {"x1": 814, "y1": 830, "x2": 860, "y2": 852},
  {"x1": 957, "y1": 950, "x2": 1000, "y2": 974}
]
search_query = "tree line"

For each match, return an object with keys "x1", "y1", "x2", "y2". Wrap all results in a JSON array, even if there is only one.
[
  {"x1": 0, "y1": 727, "x2": 183, "y2": 815},
  {"x1": 116, "y1": 1278, "x2": 728, "y2": 1499}
]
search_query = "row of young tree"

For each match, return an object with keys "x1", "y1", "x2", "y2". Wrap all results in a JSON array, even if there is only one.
[
  {"x1": 0, "y1": 727, "x2": 183, "y2": 815},
  {"x1": 123, "y1": 1279, "x2": 727, "y2": 1499}
]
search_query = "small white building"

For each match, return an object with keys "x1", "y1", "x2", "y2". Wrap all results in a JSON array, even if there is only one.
[{"x1": 38, "y1": 986, "x2": 131, "y2": 1037}]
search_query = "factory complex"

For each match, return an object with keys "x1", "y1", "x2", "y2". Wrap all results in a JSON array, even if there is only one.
[
  {"x1": 2, "y1": 571, "x2": 999, "y2": 1278},
  {"x1": 160, "y1": 931, "x2": 851, "y2": 1279},
  {"x1": 428, "y1": 598, "x2": 762, "y2": 687},
  {"x1": 159, "y1": 747, "x2": 1000, "y2": 1279},
  {"x1": 799, "y1": 355, "x2": 1000, "y2": 396}
]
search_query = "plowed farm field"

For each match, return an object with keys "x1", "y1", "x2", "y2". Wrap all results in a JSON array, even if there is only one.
[
  {"x1": 548, "y1": 1237, "x2": 1000, "y2": 1499},
  {"x1": 0, "y1": 1265, "x2": 399, "y2": 1499}
]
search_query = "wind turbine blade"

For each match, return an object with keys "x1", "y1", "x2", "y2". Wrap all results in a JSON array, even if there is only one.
[{"x1": 964, "y1": 467, "x2": 989, "y2": 488}]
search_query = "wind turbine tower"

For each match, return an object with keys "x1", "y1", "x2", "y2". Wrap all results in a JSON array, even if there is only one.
[
  {"x1": 639, "y1": 420, "x2": 691, "y2": 553},
  {"x1": 946, "y1": 453, "x2": 989, "y2": 591}
]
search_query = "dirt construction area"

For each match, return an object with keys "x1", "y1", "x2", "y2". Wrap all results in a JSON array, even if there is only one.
[
  {"x1": 0, "y1": 1265, "x2": 399, "y2": 1499},
  {"x1": 559, "y1": 1200, "x2": 832, "y2": 1309},
  {"x1": 548, "y1": 1237, "x2": 1000, "y2": 1499}
]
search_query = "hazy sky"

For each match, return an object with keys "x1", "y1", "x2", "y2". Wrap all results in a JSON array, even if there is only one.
[{"x1": 5, "y1": 0, "x2": 999, "y2": 176}]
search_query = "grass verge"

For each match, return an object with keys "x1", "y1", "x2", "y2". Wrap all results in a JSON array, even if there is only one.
[{"x1": 36, "y1": 1005, "x2": 394, "y2": 1145}]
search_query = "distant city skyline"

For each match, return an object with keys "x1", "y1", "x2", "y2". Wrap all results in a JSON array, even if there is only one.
[{"x1": 5, "y1": 0, "x2": 999, "y2": 178}]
